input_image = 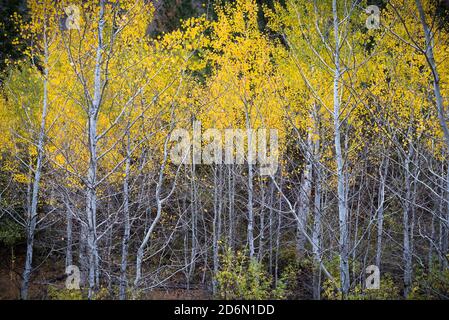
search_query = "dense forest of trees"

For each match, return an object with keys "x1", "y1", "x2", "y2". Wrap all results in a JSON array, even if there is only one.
[{"x1": 1, "y1": 0, "x2": 449, "y2": 300}]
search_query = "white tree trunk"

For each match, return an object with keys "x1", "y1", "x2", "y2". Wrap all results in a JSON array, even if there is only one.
[
  {"x1": 376, "y1": 156, "x2": 389, "y2": 269},
  {"x1": 312, "y1": 168, "x2": 322, "y2": 300},
  {"x1": 247, "y1": 132, "x2": 255, "y2": 259},
  {"x1": 416, "y1": 0, "x2": 449, "y2": 269},
  {"x1": 119, "y1": 131, "x2": 131, "y2": 300},
  {"x1": 311, "y1": 106, "x2": 322, "y2": 300},
  {"x1": 85, "y1": 0, "x2": 105, "y2": 299},
  {"x1": 65, "y1": 200, "x2": 73, "y2": 268},
  {"x1": 212, "y1": 165, "x2": 223, "y2": 295},
  {"x1": 332, "y1": 0, "x2": 350, "y2": 296},
  {"x1": 403, "y1": 143, "x2": 414, "y2": 297},
  {"x1": 20, "y1": 26, "x2": 50, "y2": 300},
  {"x1": 297, "y1": 130, "x2": 313, "y2": 257}
]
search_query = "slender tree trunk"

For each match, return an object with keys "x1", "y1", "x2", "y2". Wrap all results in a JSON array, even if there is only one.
[
  {"x1": 297, "y1": 130, "x2": 313, "y2": 257},
  {"x1": 188, "y1": 162, "x2": 198, "y2": 288},
  {"x1": 134, "y1": 125, "x2": 174, "y2": 294},
  {"x1": 428, "y1": 191, "x2": 436, "y2": 270},
  {"x1": 403, "y1": 144, "x2": 414, "y2": 298},
  {"x1": 119, "y1": 130, "x2": 131, "y2": 300},
  {"x1": 332, "y1": 0, "x2": 350, "y2": 297},
  {"x1": 258, "y1": 180, "x2": 265, "y2": 262},
  {"x1": 274, "y1": 172, "x2": 283, "y2": 286},
  {"x1": 20, "y1": 24, "x2": 50, "y2": 300},
  {"x1": 376, "y1": 156, "x2": 389, "y2": 269},
  {"x1": 85, "y1": 0, "x2": 105, "y2": 299},
  {"x1": 134, "y1": 200, "x2": 162, "y2": 291},
  {"x1": 247, "y1": 130, "x2": 255, "y2": 259},
  {"x1": 212, "y1": 165, "x2": 222, "y2": 295},
  {"x1": 442, "y1": 165, "x2": 449, "y2": 269},
  {"x1": 312, "y1": 164, "x2": 322, "y2": 300},
  {"x1": 228, "y1": 164, "x2": 235, "y2": 250},
  {"x1": 268, "y1": 180, "x2": 274, "y2": 276},
  {"x1": 416, "y1": 0, "x2": 449, "y2": 269},
  {"x1": 79, "y1": 221, "x2": 88, "y2": 287},
  {"x1": 311, "y1": 106, "x2": 322, "y2": 300},
  {"x1": 65, "y1": 200, "x2": 73, "y2": 268}
]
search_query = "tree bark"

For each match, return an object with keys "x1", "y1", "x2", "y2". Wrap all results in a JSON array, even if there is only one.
[
  {"x1": 297, "y1": 130, "x2": 313, "y2": 257},
  {"x1": 376, "y1": 156, "x2": 389, "y2": 269},
  {"x1": 416, "y1": 0, "x2": 449, "y2": 269},
  {"x1": 20, "y1": 22, "x2": 50, "y2": 300},
  {"x1": 119, "y1": 130, "x2": 131, "y2": 300},
  {"x1": 332, "y1": 0, "x2": 350, "y2": 297},
  {"x1": 403, "y1": 143, "x2": 414, "y2": 298}
]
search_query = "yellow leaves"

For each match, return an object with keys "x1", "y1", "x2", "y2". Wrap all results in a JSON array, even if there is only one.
[
  {"x1": 12, "y1": 173, "x2": 30, "y2": 184},
  {"x1": 0, "y1": 96, "x2": 14, "y2": 152},
  {"x1": 1, "y1": 0, "x2": 446, "y2": 195},
  {"x1": 115, "y1": 1, "x2": 155, "y2": 47},
  {"x1": 190, "y1": 0, "x2": 288, "y2": 160}
]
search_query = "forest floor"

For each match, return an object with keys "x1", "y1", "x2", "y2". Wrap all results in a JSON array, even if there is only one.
[
  {"x1": 0, "y1": 247, "x2": 209, "y2": 300},
  {"x1": 0, "y1": 246, "x2": 48, "y2": 299}
]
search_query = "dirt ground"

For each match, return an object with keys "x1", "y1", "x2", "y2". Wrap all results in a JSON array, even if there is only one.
[{"x1": 0, "y1": 246, "x2": 210, "y2": 300}]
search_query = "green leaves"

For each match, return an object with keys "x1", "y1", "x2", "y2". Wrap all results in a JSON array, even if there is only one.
[
  {"x1": 0, "y1": 219, "x2": 24, "y2": 247},
  {"x1": 215, "y1": 247, "x2": 283, "y2": 300}
]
